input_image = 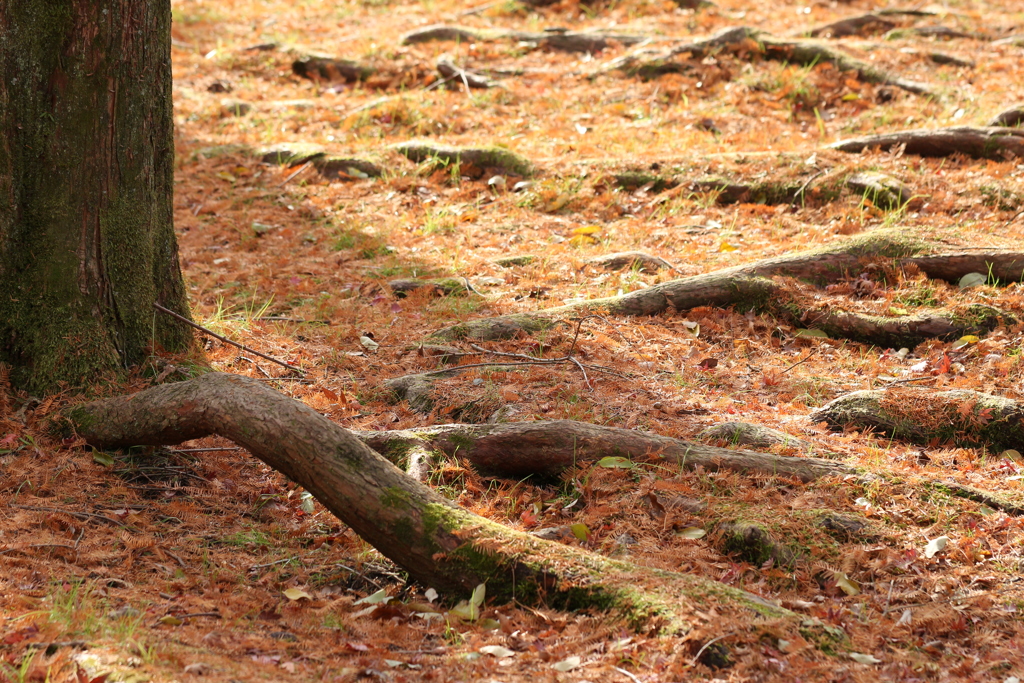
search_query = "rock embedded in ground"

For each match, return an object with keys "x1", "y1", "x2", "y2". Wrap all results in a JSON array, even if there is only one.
[
  {"x1": 220, "y1": 99, "x2": 251, "y2": 116},
  {"x1": 586, "y1": 252, "x2": 673, "y2": 273},
  {"x1": 256, "y1": 142, "x2": 326, "y2": 166}
]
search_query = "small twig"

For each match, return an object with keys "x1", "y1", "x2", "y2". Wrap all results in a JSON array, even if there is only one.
[
  {"x1": 613, "y1": 667, "x2": 643, "y2": 683},
  {"x1": 790, "y1": 169, "x2": 826, "y2": 207},
  {"x1": 459, "y1": 0, "x2": 502, "y2": 16},
  {"x1": 153, "y1": 303, "x2": 303, "y2": 374},
  {"x1": 10, "y1": 504, "x2": 133, "y2": 530},
  {"x1": 178, "y1": 612, "x2": 223, "y2": 620},
  {"x1": 238, "y1": 356, "x2": 271, "y2": 378},
  {"x1": 690, "y1": 631, "x2": 736, "y2": 667},
  {"x1": 249, "y1": 556, "x2": 298, "y2": 571},
  {"x1": 278, "y1": 161, "x2": 313, "y2": 186},
  {"x1": 783, "y1": 348, "x2": 820, "y2": 374},
  {"x1": 169, "y1": 447, "x2": 243, "y2": 453},
  {"x1": 462, "y1": 277, "x2": 484, "y2": 296},
  {"x1": 884, "y1": 375, "x2": 935, "y2": 386},
  {"x1": 568, "y1": 356, "x2": 592, "y2": 389}
]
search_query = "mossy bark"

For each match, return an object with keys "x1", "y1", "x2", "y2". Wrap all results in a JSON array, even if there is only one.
[
  {"x1": 812, "y1": 388, "x2": 1024, "y2": 450},
  {"x1": 0, "y1": 0, "x2": 192, "y2": 393},
  {"x1": 70, "y1": 372, "x2": 808, "y2": 636}
]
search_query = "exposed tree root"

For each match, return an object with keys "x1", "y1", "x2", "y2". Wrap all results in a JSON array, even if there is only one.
[
  {"x1": 436, "y1": 57, "x2": 498, "y2": 89},
  {"x1": 429, "y1": 230, "x2": 1023, "y2": 342},
  {"x1": 400, "y1": 24, "x2": 647, "y2": 53},
  {"x1": 811, "y1": 387, "x2": 1024, "y2": 451},
  {"x1": 809, "y1": 13, "x2": 895, "y2": 38},
  {"x1": 989, "y1": 105, "x2": 1024, "y2": 128},
  {"x1": 69, "y1": 373, "x2": 811, "y2": 637},
  {"x1": 357, "y1": 419, "x2": 1024, "y2": 515},
  {"x1": 392, "y1": 141, "x2": 535, "y2": 177},
  {"x1": 603, "y1": 26, "x2": 935, "y2": 96},
  {"x1": 830, "y1": 126, "x2": 1024, "y2": 159},
  {"x1": 292, "y1": 56, "x2": 375, "y2": 83},
  {"x1": 357, "y1": 418, "x2": 850, "y2": 482},
  {"x1": 700, "y1": 421, "x2": 838, "y2": 457}
]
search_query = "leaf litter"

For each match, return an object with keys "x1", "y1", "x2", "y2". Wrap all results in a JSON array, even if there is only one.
[{"x1": 3, "y1": 0, "x2": 1024, "y2": 680}]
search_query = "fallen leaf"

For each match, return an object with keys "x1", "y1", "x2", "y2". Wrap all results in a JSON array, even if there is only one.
[
  {"x1": 596, "y1": 456, "x2": 633, "y2": 469},
  {"x1": 552, "y1": 656, "x2": 582, "y2": 672},
  {"x1": 283, "y1": 587, "x2": 312, "y2": 601},
  {"x1": 849, "y1": 652, "x2": 882, "y2": 664},
  {"x1": 570, "y1": 523, "x2": 590, "y2": 541},
  {"x1": 479, "y1": 645, "x2": 515, "y2": 658},
  {"x1": 924, "y1": 535, "x2": 949, "y2": 559},
  {"x1": 676, "y1": 527, "x2": 706, "y2": 539},
  {"x1": 353, "y1": 588, "x2": 390, "y2": 605}
]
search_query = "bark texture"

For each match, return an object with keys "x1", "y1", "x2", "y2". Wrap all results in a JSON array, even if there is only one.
[
  {"x1": 70, "y1": 373, "x2": 804, "y2": 634},
  {"x1": 0, "y1": 0, "x2": 192, "y2": 392}
]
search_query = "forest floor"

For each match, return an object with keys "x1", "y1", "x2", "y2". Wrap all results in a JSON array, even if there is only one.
[{"x1": 3, "y1": 0, "x2": 1024, "y2": 680}]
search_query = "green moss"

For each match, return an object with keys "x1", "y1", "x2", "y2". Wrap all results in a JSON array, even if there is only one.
[
  {"x1": 380, "y1": 486, "x2": 414, "y2": 511},
  {"x1": 614, "y1": 171, "x2": 677, "y2": 192}
]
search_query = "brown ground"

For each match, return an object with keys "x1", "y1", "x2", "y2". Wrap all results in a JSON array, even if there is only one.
[{"x1": 3, "y1": 0, "x2": 1024, "y2": 680}]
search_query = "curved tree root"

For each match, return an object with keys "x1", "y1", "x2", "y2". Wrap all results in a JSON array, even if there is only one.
[
  {"x1": 430, "y1": 229, "x2": 1023, "y2": 342},
  {"x1": 830, "y1": 126, "x2": 1024, "y2": 159},
  {"x1": 358, "y1": 419, "x2": 1024, "y2": 516},
  {"x1": 357, "y1": 419, "x2": 851, "y2": 482},
  {"x1": 69, "y1": 373, "x2": 812, "y2": 638}
]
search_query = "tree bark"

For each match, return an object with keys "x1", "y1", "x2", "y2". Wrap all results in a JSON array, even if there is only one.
[
  {"x1": 0, "y1": 0, "x2": 193, "y2": 393},
  {"x1": 70, "y1": 372, "x2": 811, "y2": 636}
]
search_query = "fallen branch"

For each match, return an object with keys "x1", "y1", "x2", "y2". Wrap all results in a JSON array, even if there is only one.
[
  {"x1": 69, "y1": 373, "x2": 809, "y2": 637},
  {"x1": 153, "y1": 304, "x2": 303, "y2": 373}
]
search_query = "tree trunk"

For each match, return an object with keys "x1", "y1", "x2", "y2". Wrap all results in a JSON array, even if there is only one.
[
  {"x1": 70, "y1": 372, "x2": 820, "y2": 639},
  {"x1": 0, "y1": 0, "x2": 192, "y2": 393}
]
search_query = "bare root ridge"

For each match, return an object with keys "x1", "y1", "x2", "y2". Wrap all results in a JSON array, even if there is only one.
[
  {"x1": 830, "y1": 126, "x2": 1024, "y2": 159},
  {"x1": 69, "y1": 372, "x2": 806, "y2": 635},
  {"x1": 429, "y1": 230, "x2": 1023, "y2": 343},
  {"x1": 603, "y1": 26, "x2": 936, "y2": 96}
]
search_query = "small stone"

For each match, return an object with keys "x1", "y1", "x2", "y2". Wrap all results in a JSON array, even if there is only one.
[
  {"x1": 220, "y1": 99, "x2": 251, "y2": 117},
  {"x1": 184, "y1": 662, "x2": 213, "y2": 676},
  {"x1": 207, "y1": 80, "x2": 232, "y2": 93}
]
